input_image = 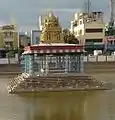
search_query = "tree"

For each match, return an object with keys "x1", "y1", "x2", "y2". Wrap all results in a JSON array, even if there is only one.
[
  {"x1": 63, "y1": 29, "x2": 79, "y2": 44},
  {"x1": 67, "y1": 34, "x2": 79, "y2": 44},
  {"x1": 63, "y1": 28, "x2": 70, "y2": 35},
  {"x1": 18, "y1": 45, "x2": 24, "y2": 57}
]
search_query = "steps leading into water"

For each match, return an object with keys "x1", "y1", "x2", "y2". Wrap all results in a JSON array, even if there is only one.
[{"x1": 7, "y1": 73, "x2": 112, "y2": 94}]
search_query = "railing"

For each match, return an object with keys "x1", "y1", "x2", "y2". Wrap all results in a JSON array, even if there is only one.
[
  {"x1": 84, "y1": 55, "x2": 115, "y2": 62},
  {"x1": 0, "y1": 58, "x2": 18, "y2": 64},
  {"x1": 1, "y1": 55, "x2": 115, "y2": 65}
]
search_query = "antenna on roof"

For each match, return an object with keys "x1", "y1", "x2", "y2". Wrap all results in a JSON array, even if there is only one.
[{"x1": 84, "y1": 0, "x2": 92, "y2": 13}]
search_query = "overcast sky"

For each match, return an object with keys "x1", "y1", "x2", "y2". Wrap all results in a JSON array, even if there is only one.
[{"x1": 0, "y1": 0, "x2": 110, "y2": 31}]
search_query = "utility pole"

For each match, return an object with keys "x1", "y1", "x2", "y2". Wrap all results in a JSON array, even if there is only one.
[
  {"x1": 109, "y1": 0, "x2": 115, "y2": 27},
  {"x1": 87, "y1": 0, "x2": 90, "y2": 14}
]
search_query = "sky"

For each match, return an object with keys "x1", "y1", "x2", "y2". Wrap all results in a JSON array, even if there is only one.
[{"x1": 0, "y1": 0, "x2": 110, "y2": 31}]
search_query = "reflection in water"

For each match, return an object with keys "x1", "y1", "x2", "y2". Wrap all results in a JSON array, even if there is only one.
[
  {"x1": 23, "y1": 93, "x2": 86, "y2": 120},
  {"x1": 0, "y1": 77, "x2": 115, "y2": 120}
]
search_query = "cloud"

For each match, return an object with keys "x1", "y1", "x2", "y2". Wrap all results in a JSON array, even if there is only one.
[{"x1": 0, "y1": 0, "x2": 109, "y2": 31}]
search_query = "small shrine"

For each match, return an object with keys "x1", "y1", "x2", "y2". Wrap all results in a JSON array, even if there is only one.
[
  {"x1": 20, "y1": 43, "x2": 84, "y2": 74},
  {"x1": 7, "y1": 43, "x2": 112, "y2": 93}
]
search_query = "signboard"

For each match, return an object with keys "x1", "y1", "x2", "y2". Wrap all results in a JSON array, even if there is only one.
[
  {"x1": 31, "y1": 30, "x2": 41, "y2": 45},
  {"x1": 85, "y1": 43, "x2": 104, "y2": 49},
  {"x1": 106, "y1": 36, "x2": 115, "y2": 41}
]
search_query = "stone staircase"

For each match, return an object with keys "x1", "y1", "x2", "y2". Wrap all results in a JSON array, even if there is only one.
[
  {"x1": 7, "y1": 73, "x2": 111, "y2": 93},
  {"x1": 7, "y1": 73, "x2": 30, "y2": 93}
]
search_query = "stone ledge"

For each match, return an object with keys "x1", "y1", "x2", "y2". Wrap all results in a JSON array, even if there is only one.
[{"x1": 7, "y1": 73, "x2": 112, "y2": 94}]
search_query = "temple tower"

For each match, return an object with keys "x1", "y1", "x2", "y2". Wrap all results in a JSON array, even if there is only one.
[{"x1": 40, "y1": 11, "x2": 64, "y2": 43}]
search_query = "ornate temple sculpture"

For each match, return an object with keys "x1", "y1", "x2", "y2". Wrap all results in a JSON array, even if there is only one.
[{"x1": 40, "y1": 11, "x2": 64, "y2": 43}]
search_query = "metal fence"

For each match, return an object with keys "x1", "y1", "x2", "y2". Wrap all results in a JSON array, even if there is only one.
[
  {"x1": 0, "y1": 55, "x2": 115, "y2": 64},
  {"x1": 0, "y1": 58, "x2": 18, "y2": 64},
  {"x1": 84, "y1": 55, "x2": 115, "y2": 62}
]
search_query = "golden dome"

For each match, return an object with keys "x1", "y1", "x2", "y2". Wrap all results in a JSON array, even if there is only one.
[{"x1": 44, "y1": 11, "x2": 57, "y2": 22}]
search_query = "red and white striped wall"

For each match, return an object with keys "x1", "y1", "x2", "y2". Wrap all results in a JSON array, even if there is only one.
[{"x1": 23, "y1": 44, "x2": 84, "y2": 54}]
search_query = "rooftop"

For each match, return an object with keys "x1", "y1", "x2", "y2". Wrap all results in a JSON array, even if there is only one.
[
  {"x1": 32, "y1": 43, "x2": 82, "y2": 46},
  {"x1": 23, "y1": 43, "x2": 84, "y2": 54}
]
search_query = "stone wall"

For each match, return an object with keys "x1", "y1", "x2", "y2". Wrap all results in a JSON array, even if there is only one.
[
  {"x1": 0, "y1": 62, "x2": 115, "y2": 73},
  {"x1": 84, "y1": 62, "x2": 115, "y2": 73},
  {"x1": 84, "y1": 55, "x2": 115, "y2": 62}
]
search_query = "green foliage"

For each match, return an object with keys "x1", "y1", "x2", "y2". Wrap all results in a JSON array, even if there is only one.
[
  {"x1": 18, "y1": 45, "x2": 24, "y2": 56},
  {"x1": 63, "y1": 29, "x2": 79, "y2": 44},
  {"x1": 4, "y1": 45, "x2": 24, "y2": 58},
  {"x1": 8, "y1": 46, "x2": 24, "y2": 56}
]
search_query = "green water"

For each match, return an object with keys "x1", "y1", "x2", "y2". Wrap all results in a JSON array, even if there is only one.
[{"x1": 0, "y1": 74, "x2": 115, "y2": 120}]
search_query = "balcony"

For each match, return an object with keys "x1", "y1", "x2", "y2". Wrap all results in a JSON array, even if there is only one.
[{"x1": 4, "y1": 37, "x2": 13, "y2": 42}]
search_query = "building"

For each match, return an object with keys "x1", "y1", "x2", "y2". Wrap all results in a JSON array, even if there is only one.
[
  {"x1": 103, "y1": 0, "x2": 115, "y2": 52},
  {"x1": 19, "y1": 32, "x2": 30, "y2": 47},
  {"x1": 38, "y1": 16, "x2": 43, "y2": 31},
  {"x1": 0, "y1": 24, "x2": 19, "y2": 57},
  {"x1": 40, "y1": 11, "x2": 64, "y2": 43},
  {"x1": 20, "y1": 44, "x2": 84, "y2": 74},
  {"x1": 105, "y1": 23, "x2": 115, "y2": 51},
  {"x1": 0, "y1": 24, "x2": 18, "y2": 49},
  {"x1": 70, "y1": 12, "x2": 105, "y2": 46},
  {"x1": 30, "y1": 30, "x2": 41, "y2": 45}
]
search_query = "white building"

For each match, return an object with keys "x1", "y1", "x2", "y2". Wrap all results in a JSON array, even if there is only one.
[
  {"x1": 70, "y1": 12, "x2": 105, "y2": 45},
  {"x1": 38, "y1": 16, "x2": 43, "y2": 31},
  {"x1": 30, "y1": 30, "x2": 41, "y2": 45},
  {"x1": 19, "y1": 31, "x2": 30, "y2": 46}
]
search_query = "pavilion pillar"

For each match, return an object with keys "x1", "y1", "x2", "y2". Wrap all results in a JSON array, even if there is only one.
[
  {"x1": 65, "y1": 54, "x2": 69, "y2": 73},
  {"x1": 56, "y1": 55, "x2": 58, "y2": 68},
  {"x1": 29, "y1": 54, "x2": 34, "y2": 75},
  {"x1": 80, "y1": 54, "x2": 84, "y2": 73},
  {"x1": 76, "y1": 55, "x2": 80, "y2": 72},
  {"x1": 20, "y1": 55, "x2": 26, "y2": 73},
  {"x1": 68, "y1": 54, "x2": 71, "y2": 72},
  {"x1": 45, "y1": 54, "x2": 49, "y2": 75},
  {"x1": 67, "y1": 55, "x2": 70, "y2": 72},
  {"x1": 69, "y1": 54, "x2": 78, "y2": 73}
]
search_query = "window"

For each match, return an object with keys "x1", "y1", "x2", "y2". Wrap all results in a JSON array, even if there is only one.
[
  {"x1": 80, "y1": 21, "x2": 82, "y2": 25},
  {"x1": 4, "y1": 32, "x2": 13, "y2": 38},
  {"x1": 10, "y1": 32, "x2": 13, "y2": 37},
  {"x1": 85, "y1": 28, "x2": 103, "y2": 33},
  {"x1": 114, "y1": 41, "x2": 115, "y2": 44},
  {"x1": 79, "y1": 30, "x2": 82, "y2": 35},
  {"x1": 85, "y1": 39, "x2": 103, "y2": 43},
  {"x1": 36, "y1": 37, "x2": 39, "y2": 44},
  {"x1": 74, "y1": 31, "x2": 77, "y2": 35},
  {"x1": 110, "y1": 41, "x2": 113, "y2": 44},
  {"x1": 36, "y1": 37, "x2": 39, "y2": 40},
  {"x1": 5, "y1": 42, "x2": 13, "y2": 48}
]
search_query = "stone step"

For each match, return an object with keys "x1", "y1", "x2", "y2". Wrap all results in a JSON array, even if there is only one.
[{"x1": 7, "y1": 73, "x2": 110, "y2": 94}]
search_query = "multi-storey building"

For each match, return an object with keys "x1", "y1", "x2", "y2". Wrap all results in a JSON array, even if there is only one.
[
  {"x1": 105, "y1": 23, "x2": 115, "y2": 51},
  {"x1": 0, "y1": 24, "x2": 19, "y2": 57},
  {"x1": 30, "y1": 30, "x2": 41, "y2": 45},
  {"x1": 0, "y1": 24, "x2": 18, "y2": 49},
  {"x1": 19, "y1": 32, "x2": 30, "y2": 47},
  {"x1": 70, "y1": 12, "x2": 105, "y2": 46}
]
